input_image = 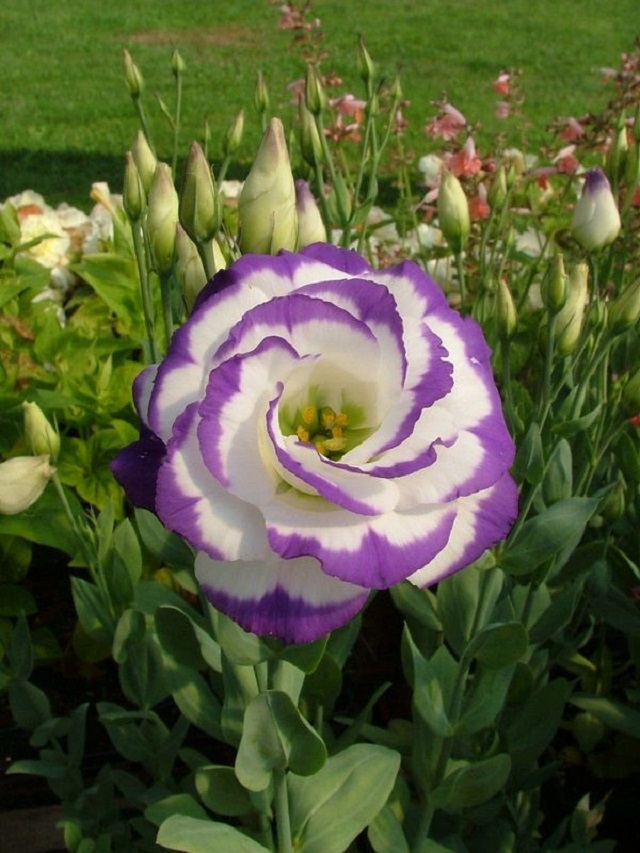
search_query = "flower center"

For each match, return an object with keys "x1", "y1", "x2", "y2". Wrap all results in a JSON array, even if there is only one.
[{"x1": 279, "y1": 387, "x2": 374, "y2": 461}]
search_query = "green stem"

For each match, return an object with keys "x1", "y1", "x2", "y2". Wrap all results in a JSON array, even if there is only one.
[
  {"x1": 131, "y1": 221, "x2": 158, "y2": 362},
  {"x1": 197, "y1": 238, "x2": 218, "y2": 282},
  {"x1": 455, "y1": 252, "x2": 467, "y2": 313},
  {"x1": 159, "y1": 270, "x2": 175, "y2": 350},
  {"x1": 274, "y1": 769, "x2": 293, "y2": 853},
  {"x1": 172, "y1": 72, "x2": 183, "y2": 177}
]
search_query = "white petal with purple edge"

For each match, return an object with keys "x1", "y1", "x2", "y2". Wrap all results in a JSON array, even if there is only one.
[
  {"x1": 407, "y1": 472, "x2": 519, "y2": 587},
  {"x1": 195, "y1": 551, "x2": 370, "y2": 643},
  {"x1": 156, "y1": 403, "x2": 270, "y2": 561},
  {"x1": 264, "y1": 491, "x2": 456, "y2": 587}
]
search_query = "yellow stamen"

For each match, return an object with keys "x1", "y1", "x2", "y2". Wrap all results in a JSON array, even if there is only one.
[
  {"x1": 297, "y1": 426, "x2": 310, "y2": 442},
  {"x1": 302, "y1": 406, "x2": 316, "y2": 425}
]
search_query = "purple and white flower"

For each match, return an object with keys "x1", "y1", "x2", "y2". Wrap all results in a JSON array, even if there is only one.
[{"x1": 113, "y1": 245, "x2": 517, "y2": 643}]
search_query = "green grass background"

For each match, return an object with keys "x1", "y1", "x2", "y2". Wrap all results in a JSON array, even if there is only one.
[{"x1": 1, "y1": 0, "x2": 638, "y2": 207}]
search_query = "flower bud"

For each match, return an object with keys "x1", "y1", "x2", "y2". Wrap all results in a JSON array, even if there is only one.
[
  {"x1": 496, "y1": 278, "x2": 517, "y2": 339},
  {"x1": 438, "y1": 170, "x2": 470, "y2": 253},
  {"x1": 146, "y1": 162, "x2": 179, "y2": 274},
  {"x1": 623, "y1": 368, "x2": 640, "y2": 417},
  {"x1": 254, "y1": 70, "x2": 270, "y2": 116},
  {"x1": 358, "y1": 35, "x2": 376, "y2": 89},
  {"x1": 123, "y1": 152, "x2": 146, "y2": 222},
  {"x1": 305, "y1": 64, "x2": 327, "y2": 116},
  {"x1": 171, "y1": 48, "x2": 186, "y2": 77},
  {"x1": 238, "y1": 117, "x2": 298, "y2": 255},
  {"x1": 488, "y1": 166, "x2": 508, "y2": 208},
  {"x1": 295, "y1": 180, "x2": 326, "y2": 247},
  {"x1": 571, "y1": 168, "x2": 621, "y2": 251},
  {"x1": 131, "y1": 130, "x2": 157, "y2": 194},
  {"x1": 608, "y1": 278, "x2": 640, "y2": 333},
  {"x1": 299, "y1": 102, "x2": 324, "y2": 167},
  {"x1": 0, "y1": 455, "x2": 55, "y2": 515},
  {"x1": 175, "y1": 225, "x2": 225, "y2": 312},
  {"x1": 179, "y1": 142, "x2": 222, "y2": 245},
  {"x1": 541, "y1": 253, "x2": 568, "y2": 314},
  {"x1": 555, "y1": 261, "x2": 589, "y2": 354},
  {"x1": 22, "y1": 401, "x2": 60, "y2": 458},
  {"x1": 123, "y1": 50, "x2": 144, "y2": 98},
  {"x1": 224, "y1": 109, "x2": 245, "y2": 157},
  {"x1": 605, "y1": 113, "x2": 628, "y2": 184}
]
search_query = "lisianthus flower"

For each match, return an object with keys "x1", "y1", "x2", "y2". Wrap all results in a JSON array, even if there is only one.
[
  {"x1": 113, "y1": 245, "x2": 517, "y2": 643},
  {"x1": 492, "y1": 72, "x2": 511, "y2": 96},
  {"x1": 445, "y1": 137, "x2": 483, "y2": 178},
  {"x1": 425, "y1": 103, "x2": 467, "y2": 141}
]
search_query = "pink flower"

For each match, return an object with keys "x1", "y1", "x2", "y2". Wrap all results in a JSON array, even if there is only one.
[
  {"x1": 425, "y1": 103, "x2": 467, "y2": 141},
  {"x1": 493, "y1": 72, "x2": 511, "y2": 96},
  {"x1": 560, "y1": 117, "x2": 585, "y2": 143},
  {"x1": 468, "y1": 182, "x2": 490, "y2": 220},
  {"x1": 287, "y1": 78, "x2": 306, "y2": 105},
  {"x1": 495, "y1": 101, "x2": 511, "y2": 119},
  {"x1": 554, "y1": 144, "x2": 580, "y2": 175},
  {"x1": 445, "y1": 137, "x2": 483, "y2": 178}
]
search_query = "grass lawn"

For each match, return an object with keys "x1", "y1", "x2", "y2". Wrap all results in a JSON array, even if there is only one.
[{"x1": 1, "y1": 0, "x2": 638, "y2": 207}]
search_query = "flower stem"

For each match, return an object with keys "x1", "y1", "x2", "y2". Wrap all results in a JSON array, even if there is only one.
[
  {"x1": 131, "y1": 221, "x2": 159, "y2": 362},
  {"x1": 274, "y1": 769, "x2": 293, "y2": 853}
]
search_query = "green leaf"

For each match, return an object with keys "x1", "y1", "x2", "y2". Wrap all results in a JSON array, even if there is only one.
[
  {"x1": 529, "y1": 580, "x2": 584, "y2": 644},
  {"x1": 72, "y1": 254, "x2": 144, "y2": 340},
  {"x1": 8, "y1": 614, "x2": 33, "y2": 678},
  {"x1": 501, "y1": 497, "x2": 600, "y2": 576},
  {"x1": 466, "y1": 622, "x2": 528, "y2": 669},
  {"x1": 157, "y1": 815, "x2": 268, "y2": 852},
  {"x1": 430, "y1": 754, "x2": 511, "y2": 811},
  {"x1": 195, "y1": 765, "x2": 255, "y2": 816},
  {"x1": 165, "y1": 662, "x2": 222, "y2": 740},
  {"x1": 506, "y1": 678, "x2": 570, "y2": 767},
  {"x1": 0, "y1": 485, "x2": 81, "y2": 556},
  {"x1": 7, "y1": 757, "x2": 66, "y2": 779},
  {"x1": 437, "y1": 567, "x2": 503, "y2": 656},
  {"x1": 513, "y1": 420, "x2": 544, "y2": 485},
  {"x1": 216, "y1": 610, "x2": 272, "y2": 666},
  {"x1": 390, "y1": 582, "x2": 441, "y2": 631},
  {"x1": 289, "y1": 744, "x2": 400, "y2": 853},
  {"x1": 456, "y1": 665, "x2": 515, "y2": 736},
  {"x1": 145, "y1": 793, "x2": 209, "y2": 827},
  {"x1": 235, "y1": 690, "x2": 327, "y2": 791},
  {"x1": 9, "y1": 679, "x2": 51, "y2": 730},
  {"x1": 367, "y1": 804, "x2": 409, "y2": 853},
  {"x1": 410, "y1": 641, "x2": 455, "y2": 738},
  {"x1": 541, "y1": 438, "x2": 573, "y2": 505},
  {"x1": 155, "y1": 605, "x2": 208, "y2": 670},
  {"x1": 0, "y1": 583, "x2": 38, "y2": 616},
  {"x1": 569, "y1": 695, "x2": 640, "y2": 739},
  {"x1": 71, "y1": 577, "x2": 115, "y2": 643}
]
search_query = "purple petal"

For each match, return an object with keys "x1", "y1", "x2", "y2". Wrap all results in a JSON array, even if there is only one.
[{"x1": 111, "y1": 426, "x2": 166, "y2": 512}]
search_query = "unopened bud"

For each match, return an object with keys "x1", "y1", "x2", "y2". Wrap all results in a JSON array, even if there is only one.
[
  {"x1": 488, "y1": 166, "x2": 508, "y2": 208},
  {"x1": 623, "y1": 368, "x2": 640, "y2": 416},
  {"x1": 496, "y1": 279, "x2": 517, "y2": 339},
  {"x1": 357, "y1": 36, "x2": 375, "y2": 89},
  {"x1": 22, "y1": 402, "x2": 60, "y2": 458},
  {"x1": 305, "y1": 64, "x2": 327, "y2": 116},
  {"x1": 123, "y1": 152, "x2": 146, "y2": 222},
  {"x1": 555, "y1": 262, "x2": 589, "y2": 354},
  {"x1": 254, "y1": 71, "x2": 270, "y2": 116},
  {"x1": 238, "y1": 117, "x2": 298, "y2": 255},
  {"x1": 295, "y1": 180, "x2": 326, "y2": 247},
  {"x1": 171, "y1": 49, "x2": 186, "y2": 77},
  {"x1": 180, "y1": 142, "x2": 222, "y2": 245},
  {"x1": 571, "y1": 169, "x2": 621, "y2": 252},
  {"x1": 606, "y1": 113, "x2": 629, "y2": 184},
  {"x1": 146, "y1": 162, "x2": 179, "y2": 274},
  {"x1": 438, "y1": 170, "x2": 470, "y2": 253},
  {"x1": 0, "y1": 455, "x2": 55, "y2": 515},
  {"x1": 131, "y1": 130, "x2": 157, "y2": 193},
  {"x1": 608, "y1": 278, "x2": 640, "y2": 333},
  {"x1": 299, "y1": 102, "x2": 323, "y2": 167},
  {"x1": 224, "y1": 109, "x2": 245, "y2": 157},
  {"x1": 123, "y1": 50, "x2": 144, "y2": 99},
  {"x1": 175, "y1": 225, "x2": 225, "y2": 312},
  {"x1": 542, "y1": 253, "x2": 568, "y2": 314}
]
